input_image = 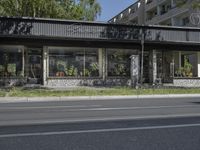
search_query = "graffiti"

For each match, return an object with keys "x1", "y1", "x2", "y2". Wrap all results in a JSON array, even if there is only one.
[{"x1": 190, "y1": 13, "x2": 200, "y2": 25}]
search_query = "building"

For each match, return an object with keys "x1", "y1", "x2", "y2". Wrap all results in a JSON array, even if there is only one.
[
  {"x1": 109, "y1": 0, "x2": 199, "y2": 27},
  {"x1": 0, "y1": 17, "x2": 200, "y2": 87}
]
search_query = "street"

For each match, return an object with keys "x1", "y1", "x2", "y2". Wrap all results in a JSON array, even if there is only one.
[{"x1": 0, "y1": 97, "x2": 200, "y2": 149}]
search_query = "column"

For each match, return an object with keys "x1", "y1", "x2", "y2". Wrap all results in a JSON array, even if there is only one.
[
  {"x1": 149, "y1": 50, "x2": 157, "y2": 84},
  {"x1": 43, "y1": 46, "x2": 48, "y2": 86},
  {"x1": 198, "y1": 52, "x2": 200, "y2": 77},
  {"x1": 157, "y1": 5, "x2": 161, "y2": 16},
  {"x1": 171, "y1": 17, "x2": 175, "y2": 26},
  {"x1": 98, "y1": 48, "x2": 106, "y2": 82},
  {"x1": 22, "y1": 47, "x2": 25, "y2": 77},
  {"x1": 130, "y1": 55, "x2": 140, "y2": 88}
]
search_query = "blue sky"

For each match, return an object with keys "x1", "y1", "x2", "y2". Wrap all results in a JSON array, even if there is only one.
[{"x1": 97, "y1": 0, "x2": 135, "y2": 22}]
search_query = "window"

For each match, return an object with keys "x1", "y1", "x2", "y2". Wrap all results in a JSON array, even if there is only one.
[
  {"x1": 49, "y1": 47, "x2": 99, "y2": 77},
  {"x1": 182, "y1": 17, "x2": 189, "y2": 26},
  {"x1": 174, "y1": 52, "x2": 197, "y2": 77},
  {"x1": 0, "y1": 46, "x2": 23, "y2": 77},
  {"x1": 107, "y1": 49, "x2": 136, "y2": 77}
]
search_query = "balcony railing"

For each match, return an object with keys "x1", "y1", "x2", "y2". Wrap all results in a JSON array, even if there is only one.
[
  {"x1": 0, "y1": 17, "x2": 200, "y2": 44},
  {"x1": 146, "y1": 7, "x2": 189, "y2": 25}
]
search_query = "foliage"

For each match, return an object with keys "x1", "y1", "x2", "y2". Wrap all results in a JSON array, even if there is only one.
[
  {"x1": 89, "y1": 62, "x2": 99, "y2": 76},
  {"x1": 83, "y1": 68, "x2": 90, "y2": 76},
  {"x1": 175, "y1": 0, "x2": 200, "y2": 8},
  {"x1": 79, "y1": 0, "x2": 101, "y2": 21},
  {"x1": 114, "y1": 64, "x2": 127, "y2": 76},
  {"x1": 67, "y1": 65, "x2": 78, "y2": 76},
  {"x1": 56, "y1": 60, "x2": 66, "y2": 72},
  {"x1": 0, "y1": 0, "x2": 101, "y2": 21},
  {"x1": 3, "y1": 87, "x2": 200, "y2": 97},
  {"x1": 175, "y1": 56, "x2": 193, "y2": 77}
]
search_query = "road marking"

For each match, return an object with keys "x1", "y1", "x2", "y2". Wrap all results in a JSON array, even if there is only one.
[
  {"x1": 69, "y1": 105, "x2": 200, "y2": 111},
  {"x1": 0, "y1": 104, "x2": 199, "y2": 112},
  {"x1": 0, "y1": 105, "x2": 102, "y2": 110},
  {"x1": 0, "y1": 123, "x2": 200, "y2": 138}
]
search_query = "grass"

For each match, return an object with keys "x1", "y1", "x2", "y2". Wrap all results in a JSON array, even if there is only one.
[{"x1": 0, "y1": 86, "x2": 200, "y2": 97}]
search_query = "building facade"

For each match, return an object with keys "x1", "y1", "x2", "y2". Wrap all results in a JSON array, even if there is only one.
[
  {"x1": 109, "y1": 0, "x2": 199, "y2": 27},
  {"x1": 108, "y1": 0, "x2": 200, "y2": 87},
  {"x1": 0, "y1": 17, "x2": 200, "y2": 87}
]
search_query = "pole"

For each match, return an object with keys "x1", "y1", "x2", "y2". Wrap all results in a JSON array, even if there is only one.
[{"x1": 140, "y1": 28, "x2": 145, "y2": 86}]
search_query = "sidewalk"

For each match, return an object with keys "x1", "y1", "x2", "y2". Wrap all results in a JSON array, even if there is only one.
[{"x1": 1, "y1": 94, "x2": 200, "y2": 103}]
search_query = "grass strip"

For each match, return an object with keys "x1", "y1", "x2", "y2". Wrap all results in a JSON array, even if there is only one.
[{"x1": 0, "y1": 87, "x2": 200, "y2": 97}]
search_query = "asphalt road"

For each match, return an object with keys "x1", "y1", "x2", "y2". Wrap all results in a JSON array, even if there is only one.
[{"x1": 0, "y1": 97, "x2": 200, "y2": 150}]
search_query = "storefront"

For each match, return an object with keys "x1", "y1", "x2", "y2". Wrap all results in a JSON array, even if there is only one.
[{"x1": 0, "y1": 17, "x2": 200, "y2": 87}]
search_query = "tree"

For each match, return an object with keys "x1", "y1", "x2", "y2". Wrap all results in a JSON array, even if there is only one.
[
  {"x1": 0, "y1": 0, "x2": 101, "y2": 21},
  {"x1": 175, "y1": 0, "x2": 200, "y2": 8},
  {"x1": 78, "y1": 0, "x2": 101, "y2": 21}
]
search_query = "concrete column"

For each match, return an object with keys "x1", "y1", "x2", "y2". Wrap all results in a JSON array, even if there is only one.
[
  {"x1": 138, "y1": 0, "x2": 145, "y2": 25},
  {"x1": 157, "y1": 6, "x2": 160, "y2": 16},
  {"x1": 197, "y1": 52, "x2": 200, "y2": 77},
  {"x1": 149, "y1": 50, "x2": 157, "y2": 84},
  {"x1": 22, "y1": 47, "x2": 25, "y2": 77},
  {"x1": 171, "y1": 17, "x2": 175, "y2": 26},
  {"x1": 43, "y1": 46, "x2": 48, "y2": 86},
  {"x1": 24, "y1": 47, "x2": 29, "y2": 77},
  {"x1": 130, "y1": 55, "x2": 140, "y2": 88},
  {"x1": 98, "y1": 48, "x2": 106, "y2": 81},
  {"x1": 171, "y1": 0, "x2": 175, "y2": 8},
  {"x1": 98, "y1": 49, "x2": 103, "y2": 78},
  {"x1": 179, "y1": 51, "x2": 182, "y2": 69},
  {"x1": 102, "y1": 49, "x2": 107, "y2": 81}
]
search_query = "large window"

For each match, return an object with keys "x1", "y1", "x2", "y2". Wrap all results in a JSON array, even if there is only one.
[
  {"x1": 174, "y1": 52, "x2": 197, "y2": 77},
  {"x1": 49, "y1": 47, "x2": 99, "y2": 77},
  {"x1": 107, "y1": 49, "x2": 136, "y2": 77},
  {"x1": 0, "y1": 46, "x2": 23, "y2": 77}
]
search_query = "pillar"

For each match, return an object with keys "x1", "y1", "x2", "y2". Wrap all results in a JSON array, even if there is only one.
[
  {"x1": 197, "y1": 52, "x2": 200, "y2": 77},
  {"x1": 130, "y1": 55, "x2": 140, "y2": 88},
  {"x1": 149, "y1": 50, "x2": 157, "y2": 84},
  {"x1": 43, "y1": 46, "x2": 48, "y2": 86},
  {"x1": 98, "y1": 48, "x2": 106, "y2": 82},
  {"x1": 22, "y1": 47, "x2": 25, "y2": 77}
]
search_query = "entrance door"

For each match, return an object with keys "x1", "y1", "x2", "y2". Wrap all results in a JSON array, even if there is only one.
[{"x1": 27, "y1": 48, "x2": 42, "y2": 84}]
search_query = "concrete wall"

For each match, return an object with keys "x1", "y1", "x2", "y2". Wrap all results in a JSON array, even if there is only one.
[
  {"x1": 173, "y1": 78, "x2": 200, "y2": 87},
  {"x1": 46, "y1": 78, "x2": 131, "y2": 87}
]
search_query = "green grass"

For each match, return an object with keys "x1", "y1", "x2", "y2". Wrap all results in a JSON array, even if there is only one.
[
  {"x1": 0, "y1": 90, "x2": 6, "y2": 97},
  {"x1": 0, "y1": 87, "x2": 200, "y2": 97}
]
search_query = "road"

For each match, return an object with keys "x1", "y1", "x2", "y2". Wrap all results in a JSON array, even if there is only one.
[{"x1": 0, "y1": 97, "x2": 200, "y2": 149}]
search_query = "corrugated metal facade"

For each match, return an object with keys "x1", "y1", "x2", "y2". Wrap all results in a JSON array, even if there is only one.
[{"x1": 0, "y1": 17, "x2": 200, "y2": 44}]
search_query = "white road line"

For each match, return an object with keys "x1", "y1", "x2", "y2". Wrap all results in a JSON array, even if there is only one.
[
  {"x1": 1, "y1": 123, "x2": 200, "y2": 138},
  {"x1": 0, "y1": 104, "x2": 199, "y2": 111},
  {"x1": 0, "y1": 105, "x2": 102, "y2": 110},
  {"x1": 69, "y1": 105, "x2": 200, "y2": 111}
]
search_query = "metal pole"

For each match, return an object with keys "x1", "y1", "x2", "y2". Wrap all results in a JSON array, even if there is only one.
[{"x1": 140, "y1": 28, "x2": 144, "y2": 86}]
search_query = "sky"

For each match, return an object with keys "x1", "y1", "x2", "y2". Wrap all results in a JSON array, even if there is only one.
[{"x1": 97, "y1": 0, "x2": 135, "y2": 22}]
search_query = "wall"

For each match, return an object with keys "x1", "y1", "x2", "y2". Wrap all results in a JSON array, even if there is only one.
[
  {"x1": 46, "y1": 78, "x2": 131, "y2": 87},
  {"x1": 173, "y1": 78, "x2": 200, "y2": 87}
]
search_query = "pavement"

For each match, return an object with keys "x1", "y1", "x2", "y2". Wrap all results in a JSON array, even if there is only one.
[
  {"x1": 1, "y1": 94, "x2": 200, "y2": 103},
  {"x1": 1, "y1": 97, "x2": 200, "y2": 150},
  {"x1": 1, "y1": 116, "x2": 200, "y2": 150},
  {"x1": 1, "y1": 96, "x2": 200, "y2": 126}
]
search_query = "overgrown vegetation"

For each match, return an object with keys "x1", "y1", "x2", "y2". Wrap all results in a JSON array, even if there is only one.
[{"x1": 1, "y1": 87, "x2": 200, "y2": 97}]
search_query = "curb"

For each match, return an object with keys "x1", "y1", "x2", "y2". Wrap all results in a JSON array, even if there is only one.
[{"x1": 0, "y1": 94, "x2": 200, "y2": 103}]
